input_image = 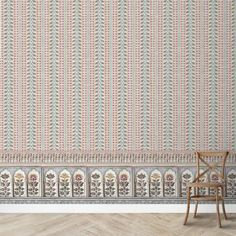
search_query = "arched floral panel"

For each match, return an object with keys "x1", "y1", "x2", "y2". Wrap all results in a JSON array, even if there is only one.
[
  {"x1": 104, "y1": 170, "x2": 117, "y2": 197},
  {"x1": 73, "y1": 169, "x2": 86, "y2": 197},
  {"x1": 0, "y1": 170, "x2": 13, "y2": 197},
  {"x1": 59, "y1": 170, "x2": 72, "y2": 197},
  {"x1": 136, "y1": 170, "x2": 149, "y2": 197},
  {"x1": 197, "y1": 169, "x2": 208, "y2": 196},
  {"x1": 28, "y1": 169, "x2": 41, "y2": 197},
  {"x1": 150, "y1": 170, "x2": 163, "y2": 197},
  {"x1": 44, "y1": 170, "x2": 58, "y2": 197},
  {"x1": 14, "y1": 170, "x2": 27, "y2": 197},
  {"x1": 164, "y1": 169, "x2": 176, "y2": 197},
  {"x1": 90, "y1": 170, "x2": 103, "y2": 197},
  {"x1": 209, "y1": 171, "x2": 221, "y2": 195},
  {"x1": 227, "y1": 169, "x2": 236, "y2": 198},
  {"x1": 181, "y1": 169, "x2": 193, "y2": 197},
  {"x1": 118, "y1": 169, "x2": 131, "y2": 197}
]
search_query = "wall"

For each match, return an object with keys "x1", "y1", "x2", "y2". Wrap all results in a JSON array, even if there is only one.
[{"x1": 0, "y1": 0, "x2": 235, "y2": 203}]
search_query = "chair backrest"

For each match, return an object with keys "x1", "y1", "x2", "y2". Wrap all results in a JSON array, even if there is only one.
[{"x1": 193, "y1": 151, "x2": 229, "y2": 183}]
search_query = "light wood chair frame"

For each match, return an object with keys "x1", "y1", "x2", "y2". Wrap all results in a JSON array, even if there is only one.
[{"x1": 183, "y1": 151, "x2": 229, "y2": 228}]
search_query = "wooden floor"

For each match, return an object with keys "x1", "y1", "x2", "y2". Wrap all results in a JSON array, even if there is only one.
[{"x1": 0, "y1": 213, "x2": 235, "y2": 236}]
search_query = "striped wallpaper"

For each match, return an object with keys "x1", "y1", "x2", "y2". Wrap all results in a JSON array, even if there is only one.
[{"x1": 0, "y1": 0, "x2": 236, "y2": 154}]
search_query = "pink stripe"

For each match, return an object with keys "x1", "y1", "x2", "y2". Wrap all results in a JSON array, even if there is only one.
[
  {"x1": 35, "y1": 1, "x2": 43, "y2": 150},
  {"x1": 13, "y1": 1, "x2": 19, "y2": 150},
  {"x1": 172, "y1": 0, "x2": 178, "y2": 150},
  {"x1": 22, "y1": 2, "x2": 27, "y2": 150},
  {"x1": 112, "y1": 1, "x2": 118, "y2": 150},
  {"x1": 0, "y1": 0, "x2": 3, "y2": 150},
  {"x1": 135, "y1": 0, "x2": 141, "y2": 150},
  {"x1": 218, "y1": 1, "x2": 224, "y2": 150},
  {"x1": 66, "y1": 1, "x2": 74, "y2": 150},
  {"x1": 44, "y1": 1, "x2": 51, "y2": 150},
  {"x1": 157, "y1": 0, "x2": 164, "y2": 150},
  {"x1": 127, "y1": 0, "x2": 133, "y2": 150},
  {"x1": 227, "y1": 3, "x2": 233, "y2": 150},
  {"x1": 203, "y1": 1, "x2": 209, "y2": 150},
  {"x1": 104, "y1": 1, "x2": 110, "y2": 151},
  {"x1": 195, "y1": 0, "x2": 201, "y2": 150},
  {"x1": 58, "y1": 0, "x2": 65, "y2": 150},
  {"x1": 81, "y1": 0, "x2": 87, "y2": 150},
  {"x1": 89, "y1": 2, "x2": 95, "y2": 150}
]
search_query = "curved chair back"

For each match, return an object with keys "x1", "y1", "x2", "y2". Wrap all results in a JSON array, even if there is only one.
[{"x1": 193, "y1": 151, "x2": 229, "y2": 184}]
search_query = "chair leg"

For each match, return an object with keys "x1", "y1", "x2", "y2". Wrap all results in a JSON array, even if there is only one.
[
  {"x1": 222, "y1": 200, "x2": 227, "y2": 220},
  {"x1": 221, "y1": 186, "x2": 227, "y2": 220},
  {"x1": 216, "y1": 194, "x2": 222, "y2": 228},
  {"x1": 184, "y1": 188, "x2": 191, "y2": 225},
  {"x1": 194, "y1": 201, "x2": 198, "y2": 218}
]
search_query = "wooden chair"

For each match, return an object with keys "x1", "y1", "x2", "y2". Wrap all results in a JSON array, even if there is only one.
[{"x1": 183, "y1": 151, "x2": 229, "y2": 228}]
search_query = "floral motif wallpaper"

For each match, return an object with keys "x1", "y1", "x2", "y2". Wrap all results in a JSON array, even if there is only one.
[{"x1": 0, "y1": 0, "x2": 235, "y2": 203}]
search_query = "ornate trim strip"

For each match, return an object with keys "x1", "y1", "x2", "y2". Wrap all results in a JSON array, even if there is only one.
[
  {"x1": 0, "y1": 165, "x2": 235, "y2": 204},
  {"x1": 0, "y1": 152, "x2": 236, "y2": 165}
]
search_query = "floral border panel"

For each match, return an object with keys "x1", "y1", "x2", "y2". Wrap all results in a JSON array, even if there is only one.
[{"x1": 0, "y1": 166, "x2": 235, "y2": 203}]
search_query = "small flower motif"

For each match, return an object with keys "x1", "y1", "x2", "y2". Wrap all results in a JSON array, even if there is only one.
[
  {"x1": 137, "y1": 173, "x2": 146, "y2": 180},
  {"x1": 106, "y1": 173, "x2": 115, "y2": 179},
  {"x1": 29, "y1": 174, "x2": 37, "y2": 181},
  {"x1": 183, "y1": 173, "x2": 191, "y2": 180},
  {"x1": 46, "y1": 173, "x2": 55, "y2": 179},
  {"x1": 120, "y1": 174, "x2": 128, "y2": 181},
  {"x1": 75, "y1": 174, "x2": 82, "y2": 181},
  {"x1": 60, "y1": 173, "x2": 70, "y2": 180},
  {"x1": 166, "y1": 174, "x2": 174, "y2": 181},
  {"x1": 228, "y1": 173, "x2": 236, "y2": 179},
  {"x1": 211, "y1": 174, "x2": 219, "y2": 181},
  {"x1": 1, "y1": 173, "x2": 9, "y2": 179},
  {"x1": 15, "y1": 173, "x2": 24, "y2": 180},
  {"x1": 92, "y1": 173, "x2": 100, "y2": 179},
  {"x1": 151, "y1": 173, "x2": 160, "y2": 180}
]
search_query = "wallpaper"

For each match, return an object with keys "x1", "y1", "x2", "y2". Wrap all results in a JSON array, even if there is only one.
[
  {"x1": 1, "y1": 0, "x2": 236, "y2": 154},
  {"x1": 0, "y1": 0, "x2": 236, "y2": 203}
]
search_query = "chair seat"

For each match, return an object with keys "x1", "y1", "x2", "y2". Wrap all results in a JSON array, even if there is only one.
[
  {"x1": 191, "y1": 195, "x2": 223, "y2": 201},
  {"x1": 187, "y1": 182, "x2": 224, "y2": 188}
]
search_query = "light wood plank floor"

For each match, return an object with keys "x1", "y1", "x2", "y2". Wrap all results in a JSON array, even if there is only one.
[{"x1": 0, "y1": 214, "x2": 235, "y2": 236}]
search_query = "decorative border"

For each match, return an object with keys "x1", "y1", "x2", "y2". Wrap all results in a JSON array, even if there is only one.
[
  {"x1": 0, "y1": 152, "x2": 236, "y2": 165},
  {"x1": 0, "y1": 157, "x2": 235, "y2": 204},
  {"x1": 0, "y1": 198, "x2": 235, "y2": 205}
]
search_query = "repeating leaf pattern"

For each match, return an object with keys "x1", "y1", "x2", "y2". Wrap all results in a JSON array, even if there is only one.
[
  {"x1": 227, "y1": 170, "x2": 236, "y2": 198},
  {"x1": 164, "y1": 169, "x2": 176, "y2": 197},
  {"x1": 28, "y1": 169, "x2": 40, "y2": 197},
  {"x1": 90, "y1": 170, "x2": 103, "y2": 197},
  {"x1": 118, "y1": 170, "x2": 131, "y2": 197},
  {"x1": 0, "y1": 167, "x2": 234, "y2": 201},
  {"x1": 0, "y1": 170, "x2": 13, "y2": 197},
  {"x1": 45, "y1": 170, "x2": 58, "y2": 197},
  {"x1": 0, "y1": 0, "x2": 235, "y2": 152},
  {"x1": 73, "y1": 169, "x2": 85, "y2": 197},
  {"x1": 136, "y1": 170, "x2": 149, "y2": 197},
  {"x1": 0, "y1": 0, "x2": 235, "y2": 204},
  {"x1": 14, "y1": 170, "x2": 27, "y2": 197},
  {"x1": 105, "y1": 170, "x2": 117, "y2": 197},
  {"x1": 59, "y1": 170, "x2": 72, "y2": 197}
]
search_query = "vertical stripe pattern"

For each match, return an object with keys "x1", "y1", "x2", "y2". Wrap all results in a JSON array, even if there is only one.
[
  {"x1": 26, "y1": 0, "x2": 36, "y2": 150},
  {"x1": 185, "y1": 0, "x2": 196, "y2": 150},
  {"x1": 0, "y1": 0, "x2": 235, "y2": 154},
  {"x1": 163, "y1": 0, "x2": 173, "y2": 150},
  {"x1": 3, "y1": 0, "x2": 13, "y2": 150},
  {"x1": 94, "y1": 0, "x2": 105, "y2": 150},
  {"x1": 49, "y1": 0, "x2": 59, "y2": 149},
  {"x1": 208, "y1": 0, "x2": 218, "y2": 150},
  {"x1": 117, "y1": 0, "x2": 127, "y2": 150}
]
